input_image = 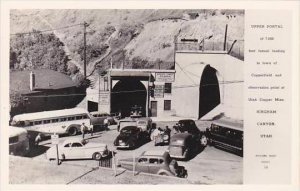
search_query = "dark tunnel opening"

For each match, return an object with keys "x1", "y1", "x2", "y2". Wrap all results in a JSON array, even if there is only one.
[
  {"x1": 199, "y1": 65, "x2": 221, "y2": 119},
  {"x1": 111, "y1": 78, "x2": 147, "y2": 117}
]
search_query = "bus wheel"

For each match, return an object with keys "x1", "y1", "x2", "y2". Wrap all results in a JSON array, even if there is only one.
[{"x1": 68, "y1": 127, "x2": 78, "y2": 136}]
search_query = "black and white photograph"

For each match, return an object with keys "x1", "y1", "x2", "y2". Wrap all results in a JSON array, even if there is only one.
[{"x1": 8, "y1": 9, "x2": 244, "y2": 184}]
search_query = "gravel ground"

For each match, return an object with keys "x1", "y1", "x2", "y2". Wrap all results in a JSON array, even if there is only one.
[
  {"x1": 9, "y1": 120, "x2": 242, "y2": 184},
  {"x1": 9, "y1": 156, "x2": 188, "y2": 184}
]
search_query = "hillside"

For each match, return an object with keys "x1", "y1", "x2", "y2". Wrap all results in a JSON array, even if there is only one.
[{"x1": 10, "y1": 9, "x2": 244, "y2": 76}]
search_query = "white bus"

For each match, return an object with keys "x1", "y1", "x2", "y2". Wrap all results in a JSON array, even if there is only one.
[
  {"x1": 9, "y1": 126, "x2": 30, "y2": 156},
  {"x1": 11, "y1": 108, "x2": 91, "y2": 136}
]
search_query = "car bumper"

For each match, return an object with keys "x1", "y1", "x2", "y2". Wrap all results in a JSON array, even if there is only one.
[{"x1": 116, "y1": 144, "x2": 130, "y2": 148}]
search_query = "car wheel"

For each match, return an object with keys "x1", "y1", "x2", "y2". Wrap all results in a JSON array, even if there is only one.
[
  {"x1": 93, "y1": 152, "x2": 102, "y2": 160},
  {"x1": 68, "y1": 127, "x2": 78, "y2": 136},
  {"x1": 200, "y1": 135, "x2": 208, "y2": 147}
]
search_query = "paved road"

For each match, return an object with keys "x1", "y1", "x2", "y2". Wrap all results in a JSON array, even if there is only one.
[{"x1": 28, "y1": 121, "x2": 242, "y2": 184}]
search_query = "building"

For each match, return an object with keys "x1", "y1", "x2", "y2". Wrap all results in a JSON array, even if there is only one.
[
  {"x1": 86, "y1": 52, "x2": 243, "y2": 120},
  {"x1": 87, "y1": 69, "x2": 176, "y2": 118},
  {"x1": 10, "y1": 69, "x2": 85, "y2": 117}
]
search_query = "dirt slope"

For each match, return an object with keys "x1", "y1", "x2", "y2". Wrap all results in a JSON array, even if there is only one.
[{"x1": 10, "y1": 9, "x2": 244, "y2": 73}]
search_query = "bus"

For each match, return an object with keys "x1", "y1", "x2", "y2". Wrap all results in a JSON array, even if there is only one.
[
  {"x1": 206, "y1": 118, "x2": 243, "y2": 156},
  {"x1": 9, "y1": 126, "x2": 30, "y2": 156},
  {"x1": 11, "y1": 108, "x2": 91, "y2": 136}
]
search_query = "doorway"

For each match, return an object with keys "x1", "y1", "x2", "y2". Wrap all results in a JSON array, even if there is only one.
[{"x1": 151, "y1": 101, "x2": 158, "y2": 117}]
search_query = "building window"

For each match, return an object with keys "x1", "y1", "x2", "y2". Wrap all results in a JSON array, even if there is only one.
[
  {"x1": 164, "y1": 100, "x2": 171, "y2": 111},
  {"x1": 164, "y1": 83, "x2": 172, "y2": 94}
]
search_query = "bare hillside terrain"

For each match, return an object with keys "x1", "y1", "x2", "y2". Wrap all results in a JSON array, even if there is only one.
[{"x1": 10, "y1": 9, "x2": 244, "y2": 75}]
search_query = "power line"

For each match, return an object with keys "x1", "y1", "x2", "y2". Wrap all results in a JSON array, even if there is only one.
[
  {"x1": 10, "y1": 23, "x2": 83, "y2": 36},
  {"x1": 21, "y1": 80, "x2": 244, "y2": 98}
]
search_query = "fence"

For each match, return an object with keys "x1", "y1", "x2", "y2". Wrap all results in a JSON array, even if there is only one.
[
  {"x1": 98, "y1": 154, "x2": 113, "y2": 168},
  {"x1": 175, "y1": 38, "x2": 244, "y2": 61},
  {"x1": 111, "y1": 59, "x2": 175, "y2": 70}
]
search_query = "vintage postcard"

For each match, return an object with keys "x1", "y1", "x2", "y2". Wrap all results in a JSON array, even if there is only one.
[{"x1": 0, "y1": 1, "x2": 299, "y2": 191}]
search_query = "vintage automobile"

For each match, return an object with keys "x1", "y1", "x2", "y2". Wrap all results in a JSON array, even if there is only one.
[
  {"x1": 150, "y1": 128, "x2": 171, "y2": 146},
  {"x1": 168, "y1": 133, "x2": 199, "y2": 159},
  {"x1": 9, "y1": 126, "x2": 30, "y2": 156},
  {"x1": 114, "y1": 126, "x2": 150, "y2": 149},
  {"x1": 168, "y1": 119, "x2": 208, "y2": 159},
  {"x1": 130, "y1": 105, "x2": 143, "y2": 118},
  {"x1": 118, "y1": 150, "x2": 187, "y2": 178},
  {"x1": 46, "y1": 138, "x2": 109, "y2": 160},
  {"x1": 117, "y1": 117, "x2": 152, "y2": 132},
  {"x1": 173, "y1": 119, "x2": 200, "y2": 134},
  {"x1": 206, "y1": 118, "x2": 243, "y2": 156},
  {"x1": 90, "y1": 112, "x2": 116, "y2": 126}
]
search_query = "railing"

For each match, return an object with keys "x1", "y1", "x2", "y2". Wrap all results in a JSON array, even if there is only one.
[
  {"x1": 175, "y1": 38, "x2": 244, "y2": 61},
  {"x1": 110, "y1": 59, "x2": 175, "y2": 70}
]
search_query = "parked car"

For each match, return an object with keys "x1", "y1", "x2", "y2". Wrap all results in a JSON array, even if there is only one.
[
  {"x1": 173, "y1": 119, "x2": 200, "y2": 135},
  {"x1": 114, "y1": 126, "x2": 150, "y2": 149},
  {"x1": 9, "y1": 126, "x2": 30, "y2": 156},
  {"x1": 150, "y1": 127, "x2": 171, "y2": 146},
  {"x1": 117, "y1": 117, "x2": 152, "y2": 132},
  {"x1": 118, "y1": 150, "x2": 187, "y2": 178},
  {"x1": 206, "y1": 118, "x2": 243, "y2": 156},
  {"x1": 46, "y1": 138, "x2": 109, "y2": 161},
  {"x1": 168, "y1": 119, "x2": 207, "y2": 160},
  {"x1": 90, "y1": 112, "x2": 116, "y2": 126},
  {"x1": 130, "y1": 105, "x2": 143, "y2": 118},
  {"x1": 173, "y1": 119, "x2": 208, "y2": 146},
  {"x1": 168, "y1": 133, "x2": 199, "y2": 159}
]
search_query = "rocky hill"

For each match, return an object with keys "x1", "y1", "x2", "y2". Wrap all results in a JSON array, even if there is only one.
[{"x1": 10, "y1": 9, "x2": 244, "y2": 76}]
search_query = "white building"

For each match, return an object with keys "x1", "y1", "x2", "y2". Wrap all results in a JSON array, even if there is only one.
[{"x1": 86, "y1": 50, "x2": 243, "y2": 121}]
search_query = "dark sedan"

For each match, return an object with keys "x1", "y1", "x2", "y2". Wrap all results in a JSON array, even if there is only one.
[
  {"x1": 169, "y1": 119, "x2": 208, "y2": 159},
  {"x1": 114, "y1": 126, "x2": 149, "y2": 149}
]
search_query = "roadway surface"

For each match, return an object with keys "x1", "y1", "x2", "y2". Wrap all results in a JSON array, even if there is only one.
[{"x1": 10, "y1": 121, "x2": 242, "y2": 184}]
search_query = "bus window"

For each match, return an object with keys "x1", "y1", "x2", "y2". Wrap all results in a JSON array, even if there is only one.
[
  {"x1": 34, "y1": 121, "x2": 42, "y2": 125},
  {"x1": 29, "y1": 122, "x2": 34, "y2": 126},
  {"x1": 67, "y1": 117, "x2": 75, "y2": 121},
  {"x1": 43, "y1": 120, "x2": 50, "y2": 124},
  {"x1": 17, "y1": 121, "x2": 25, "y2": 127},
  {"x1": 82, "y1": 115, "x2": 88, "y2": 119},
  {"x1": 76, "y1": 116, "x2": 83, "y2": 120},
  {"x1": 60, "y1": 118, "x2": 67, "y2": 122},
  {"x1": 51, "y1": 119, "x2": 59, "y2": 123}
]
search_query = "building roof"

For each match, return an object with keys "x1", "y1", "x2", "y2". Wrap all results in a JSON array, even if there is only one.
[{"x1": 10, "y1": 69, "x2": 77, "y2": 94}]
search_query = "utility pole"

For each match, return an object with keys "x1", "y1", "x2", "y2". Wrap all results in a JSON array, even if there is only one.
[
  {"x1": 223, "y1": 24, "x2": 228, "y2": 51},
  {"x1": 83, "y1": 22, "x2": 89, "y2": 78}
]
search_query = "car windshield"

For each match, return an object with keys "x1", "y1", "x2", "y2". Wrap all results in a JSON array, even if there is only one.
[{"x1": 121, "y1": 128, "x2": 137, "y2": 134}]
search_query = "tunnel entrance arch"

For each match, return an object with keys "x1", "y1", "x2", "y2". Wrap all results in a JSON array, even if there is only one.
[
  {"x1": 199, "y1": 65, "x2": 221, "y2": 118},
  {"x1": 111, "y1": 78, "x2": 147, "y2": 117}
]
